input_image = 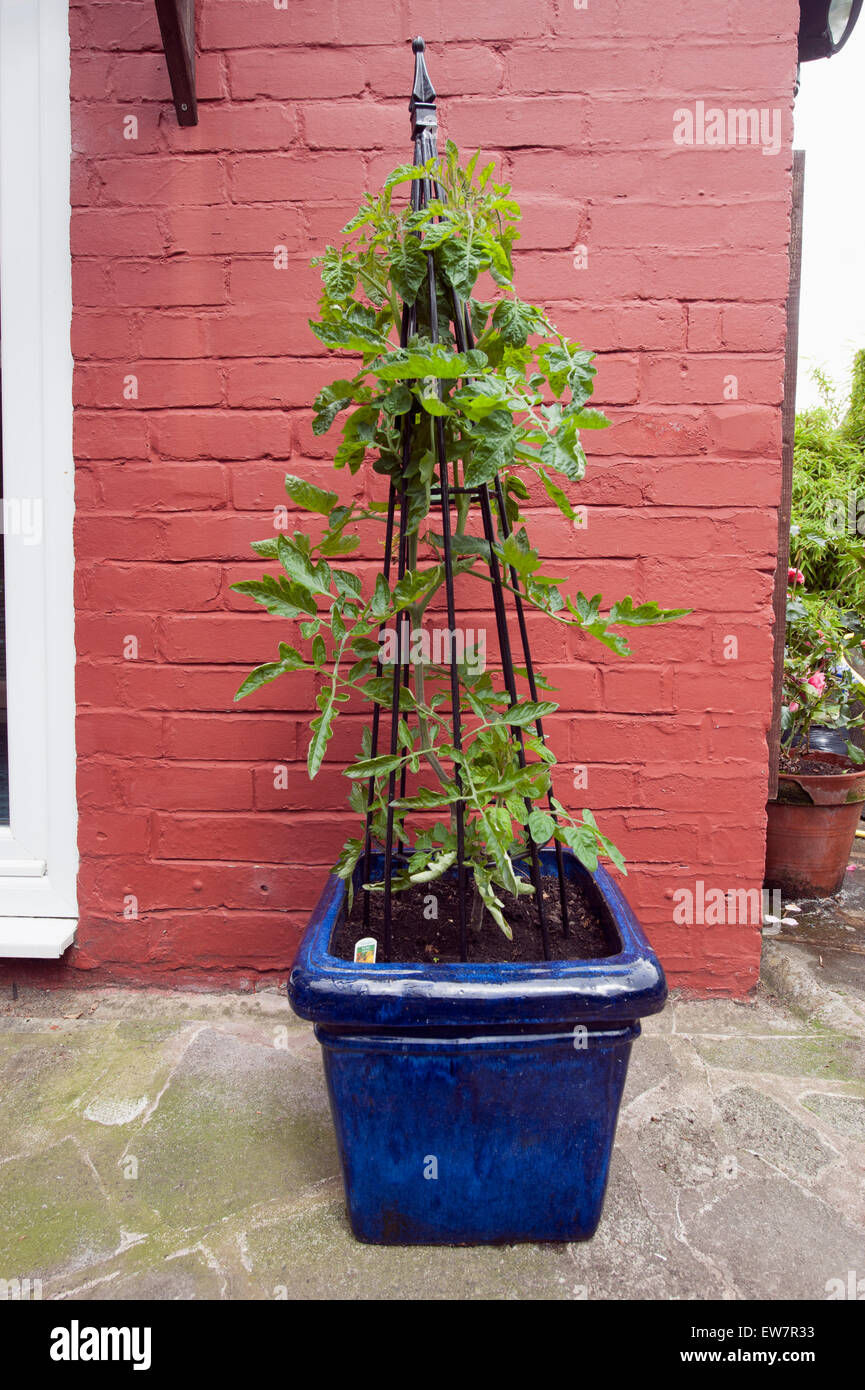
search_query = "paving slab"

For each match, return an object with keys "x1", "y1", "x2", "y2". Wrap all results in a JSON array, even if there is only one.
[{"x1": 0, "y1": 979, "x2": 862, "y2": 1301}]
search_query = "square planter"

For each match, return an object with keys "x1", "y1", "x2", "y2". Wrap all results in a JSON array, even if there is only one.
[{"x1": 289, "y1": 848, "x2": 667, "y2": 1245}]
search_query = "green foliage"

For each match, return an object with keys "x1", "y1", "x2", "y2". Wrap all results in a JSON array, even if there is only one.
[
  {"x1": 233, "y1": 145, "x2": 688, "y2": 941},
  {"x1": 791, "y1": 350, "x2": 865, "y2": 608},
  {"x1": 782, "y1": 583, "x2": 865, "y2": 762}
]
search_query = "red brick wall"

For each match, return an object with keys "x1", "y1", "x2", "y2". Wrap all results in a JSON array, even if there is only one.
[{"x1": 64, "y1": 0, "x2": 799, "y2": 991}]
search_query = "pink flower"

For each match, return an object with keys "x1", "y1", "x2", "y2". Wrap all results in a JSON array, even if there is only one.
[
  {"x1": 788, "y1": 701, "x2": 799, "y2": 713},
  {"x1": 788, "y1": 568, "x2": 804, "y2": 585},
  {"x1": 807, "y1": 672, "x2": 826, "y2": 694}
]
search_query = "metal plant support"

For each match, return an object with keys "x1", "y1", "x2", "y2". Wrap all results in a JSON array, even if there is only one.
[{"x1": 361, "y1": 39, "x2": 572, "y2": 963}]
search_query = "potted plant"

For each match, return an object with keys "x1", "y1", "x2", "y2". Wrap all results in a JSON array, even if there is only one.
[
  {"x1": 234, "y1": 50, "x2": 685, "y2": 1244},
  {"x1": 766, "y1": 575, "x2": 865, "y2": 898}
]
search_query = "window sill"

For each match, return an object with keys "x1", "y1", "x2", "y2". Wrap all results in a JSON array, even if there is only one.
[{"x1": 0, "y1": 916, "x2": 76, "y2": 958}]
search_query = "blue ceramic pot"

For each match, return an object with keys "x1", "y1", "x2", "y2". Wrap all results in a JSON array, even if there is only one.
[{"x1": 289, "y1": 848, "x2": 666, "y2": 1245}]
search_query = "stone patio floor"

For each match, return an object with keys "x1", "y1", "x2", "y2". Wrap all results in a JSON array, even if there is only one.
[{"x1": 1, "y1": 922, "x2": 864, "y2": 1300}]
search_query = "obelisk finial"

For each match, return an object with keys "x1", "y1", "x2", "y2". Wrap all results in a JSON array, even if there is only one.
[{"x1": 409, "y1": 35, "x2": 437, "y2": 149}]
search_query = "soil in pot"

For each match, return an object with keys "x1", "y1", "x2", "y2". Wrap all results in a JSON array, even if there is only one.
[
  {"x1": 333, "y1": 874, "x2": 617, "y2": 964},
  {"x1": 779, "y1": 750, "x2": 859, "y2": 777}
]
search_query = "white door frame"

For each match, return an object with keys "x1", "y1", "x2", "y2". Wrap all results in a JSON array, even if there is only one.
[{"x1": 0, "y1": 0, "x2": 77, "y2": 954}]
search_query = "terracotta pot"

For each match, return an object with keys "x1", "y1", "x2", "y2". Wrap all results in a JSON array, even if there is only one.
[{"x1": 765, "y1": 752, "x2": 865, "y2": 897}]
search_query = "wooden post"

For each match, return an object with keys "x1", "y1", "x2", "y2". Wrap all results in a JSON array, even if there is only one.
[
  {"x1": 767, "y1": 149, "x2": 805, "y2": 800},
  {"x1": 154, "y1": 0, "x2": 197, "y2": 127}
]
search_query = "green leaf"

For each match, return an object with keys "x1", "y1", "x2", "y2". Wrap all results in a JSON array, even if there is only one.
[
  {"x1": 333, "y1": 569, "x2": 363, "y2": 601},
  {"x1": 438, "y1": 237, "x2": 484, "y2": 300},
  {"x1": 384, "y1": 162, "x2": 430, "y2": 190},
  {"x1": 391, "y1": 786, "x2": 461, "y2": 811},
  {"x1": 371, "y1": 573, "x2": 391, "y2": 618},
  {"x1": 540, "y1": 421, "x2": 587, "y2": 482},
  {"x1": 463, "y1": 410, "x2": 520, "y2": 486},
  {"x1": 492, "y1": 297, "x2": 537, "y2": 347},
  {"x1": 418, "y1": 389, "x2": 451, "y2": 417},
  {"x1": 389, "y1": 236, "x2": 428, "y2": 302},
  {"x1": 308, "y1": 688, "x2": 337, "y2": 779},
  {"x1": 345, "y1": 753, "x2": 405, "y2": 780},
  {"x1": 568, "y1": 407, "x2": 609, "y2": 430},
  {"x1": 608, "y1": 596, "x2": 692, "y2": 627},
  {"x1": 230, "y1": 578, "x2": 313, "y2": 620},
  {"x1": 284, "y1": 474, "x2": 338, "y2": 515},
  {"x1": 499, "y1": 531, "x2": 541, "y2": 579},
  {"x1": 528, "y1": 810, "x2": 555, "y2": 845},
  {"x1": 320, "y1": 248, "x2": 356, "y2": 302},
  {"x1": 381, "y1": 385, "x2": 414, "y2": 416},
  {"x1": 502, "y1": 700, "x2": 559, "y2": 727},
  {"x1": 450, "y1": 376, "x2": 514, "y2": 420},
  {"x1": 234, "y1": 645, "x2": 306, "y2": 701},
  {"x1": 558, "y1": 823, "x2": 599, "y2": 873},
  {"x1": 537, "y1": 466, "x2": 577, "y2": 521},
  {"x1": 312, "y1": 379, "x2": 356, "y2": 435},
  {"x1": 277, "y1": 534, "x2": 332, "y2": 596},
  {"x1": 372, "y1": 341, "x2": 486, "y2": 382}
]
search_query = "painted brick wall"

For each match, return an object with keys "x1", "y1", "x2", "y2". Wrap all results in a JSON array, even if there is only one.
[{"x1": 63, "y1": 0, "x2": 799, "y2": 991}]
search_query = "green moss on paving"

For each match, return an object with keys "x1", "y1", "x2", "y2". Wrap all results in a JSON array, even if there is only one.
[
  {"x1": 691, "y1": 1030, "x2": 865, "y2": 1082},
  {"x1": 0, "y1": 1139, "x2": 121, "y2": 1278}
]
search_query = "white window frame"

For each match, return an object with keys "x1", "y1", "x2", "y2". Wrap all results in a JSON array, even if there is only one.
[{"x1": 0, "y1": 0, "x2": 76, "y2": 954}]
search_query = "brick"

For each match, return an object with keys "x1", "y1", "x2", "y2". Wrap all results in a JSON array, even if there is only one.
[
  {"x1": 91, "y1": 464, "x2": 229, "y2": 512},
  {"x1": 207, "y1": 307, "x2": 314, "y2": 359},
  {"x1": 253, "y1": 764, "x2": 346, "y2": 811},
  {"x1": 705, "y1": 404, "x2": 782, "y2": 455},
  {"x1": 228, "y1": 48, "x2": 367, "y2": 100},
  {"x1": 449, "y1": 97, "x2": 587, "y2": 149},
  {"x1": 164, "y1": 205, "x2": 303, "y2": 256},
  {"x1": 137, "y1": 311, "x2": 213, "y2": 360},
  {"x1": 72, "y1": 208, "x2": 169, "y2": 257},
  {"x1": 150, "y1": 410, "x2": 293, "y2": 460},
  {"x1": 91, "y1": 156, "x2": 228, "y2": 207},
  {"x1": 303, "y1": 100, "x2": 406, "y2": 150},
  {"x1": 419, "y1": 0, "x2": 549, "y2": 41},
  {"x1": 76, "y1": 2, "x2": 163, "y2": 52},
  {"x1": 153, "y1": 813, "x2": 343, "y2": 863},
  {"x1": 640, "y1": 354, "x2": 784, "y2": 405},
  {"x1": 75, "y1": 362, "x2": 223, "y2": 409},
  {"x1": 230, "y1": 152, "x2": 363, "y2": 204},
  {"x1": 76, "y1": 614, "x2": 159, "y2": 662},
  {"x1": 77, "y1": 563, "x2": 223, "y2": 614},
  {"x1": 201, "y1": 0, "x2": 338, "y2": 49},
  {"x1": 368, "y1": 42, "x2": 503, "y2": 98},
  {"x1": 506, "y1": 44, "x2": 660, "y2": 94},
  {"x1": 645, "y1": 459, "x2": 780, "y2": 507},
  {"x1": 164, "y1": 715, "x2": 298, "y2": 762},
  {"x1": 80, "y1": 859, "x2": 321, "y2": 914},
  {"x1": 225, "y1": 358, "x2": 333, "y2": 409},
  {"x1": 509, "y1": 197, "x2": 587, "y2": 252},
  {"x1": 79, "y1": 810, "x2": 152, "y2": 858},
  {"x1": 74, "y1": 411, "x2": 149, "y2": 460},
  {"x1": 109, "y1": 51, "x2": 225, "y2": 103},
  {"x1": 160, "y1": 103, "x2": 299, "y2": 154},
  {"x1": 112, "y1": 258, "x2": 227, "y2": 308},
  {"x1": 123, "y1": 763, "x2": 254, "y2": 812},
  {"x1": 159, "y1": 614, "x2": 291, "y2": 663},
  {"x1": 229, "y1": 255, "x2": 320, "y2": 305},
  {"x1": 76, "y1": 712, "x2": 164, "y2": 758},
  {"x1": 72, "y1": 311, "x2": 135, "y2": 360}
]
